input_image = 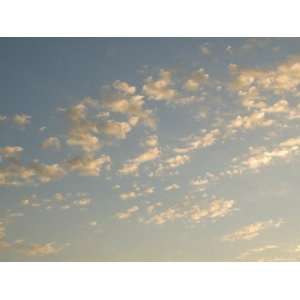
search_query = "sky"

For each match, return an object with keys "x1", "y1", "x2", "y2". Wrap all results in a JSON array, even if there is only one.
[{"x1": 1, "y1": 37, "x2": 300, "y2": 261}]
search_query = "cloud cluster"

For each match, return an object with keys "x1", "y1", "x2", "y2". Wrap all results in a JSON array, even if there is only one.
[
  {"x1": 237, "y1": 137, "x2": 300, "y2": 171},
  {"x1": 144, "y1": 198, "x2": 235, "y2": 225},
  {"x1": 143, "y1": 69, "x2": 177, "y2": 101}
]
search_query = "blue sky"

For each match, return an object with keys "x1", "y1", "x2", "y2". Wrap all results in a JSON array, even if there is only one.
[{"x1": 1, "y1": 38, "x2": 300, "y2": 261}]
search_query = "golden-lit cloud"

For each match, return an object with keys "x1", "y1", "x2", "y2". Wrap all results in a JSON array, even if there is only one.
[
  {"x1": 116, "y1": 206, "x2": 139, "y2": 220},
  {"x1": 143, "y1": 69, "x2": 177, "y2": 101},
  {"x1": 41, "y1": 137, "x2": 61, "y2": 151},
  {"x1": 223, "y1": 219, "x2": 283, "y2": 241},
  {"x1": 144, "y1": 198, "x2": 235, "y2": 225}
]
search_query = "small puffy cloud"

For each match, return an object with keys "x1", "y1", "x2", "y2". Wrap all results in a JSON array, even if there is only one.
[
  {"x1": 227, "y1": 111, "x2": 273, "y2": 131},
  {"x1": 73, "y1": 197, "x2": 92, "y2": 207},
  {"x1": 12, "y1": 114, "x2": 31, "y2": 127},
  {"x1": 67, "y1": 131, "x2": 101, "y2": 153},
  {"x1": 66, "y1": 102, "x2": 101, "y2": 153},
  {"x1": 184, "y1": 69, "x2": 209, "y2": 92},
  {"x1": 0, "y1": 146, "x2": 23, "y2": 158},
  {"x1": 116, "y1": 206, "x2": 139, "y2": 220},
  {"x1": 234, "y1": 137, "x2": 300, "y2": 172},
  {"x1": 112, "y1": 80, "x2": 136, "y2": 95},
  {"x1": 165, "y1": 154, "x2": 190, "y2": 169},
  {"x1": 165, "y1": 184, "x2": 180, "y2": 191},
  {"x1": 190, "y1": 177, "x2": 209, "y2": 191},
  {"x1": 200, "y1": 45, "x2": 211, "y2": 55},
  {"x1": 101, "y1": 120, "x2": 132, "y2": 139},
  {"x1": 41, "y1": 137, "x2": 61, "y2": 151},
  {"x1": 89, "y1": 221, "x2": 97, "y2": 227},
  {"x1": 119, "y1": 147, "x2": 160, "y2": 175},
  {"x1": 143, "y1": 69, "x2": 177, "y2": 101},
  {"x1": 24, "y1": 242, "x2": 65, "y2": 256},
  {"x1": 120, "y1": 191, "x2": 137, "y2": 200},
  {"x1": 262, "y1": 99, "x2": 289, "y2": 113},
  {"x1": 0, "y1": 115, "x2": 7, "y2": 123},
  {"x1": 31, "y1": 162, "x2": 65, "y2": 183},
  {"x1": 223, "y1": 219, "x2": 283, "y2": 241},
  {"x1": 144, "y1": 135, "x2": 158, "y2": 147},
  {"x1": 66, "y1": 154, "x2": 111, "y2": 176},
  {"x1": 104, "y1": 95, "x2": 156, "y2": 129},
  {"x1": 120, "y1": 186, "x2": 155, "y2": 200},
  {"x1": 174, "y1": 129, "x2": 220, "y2": 154}
]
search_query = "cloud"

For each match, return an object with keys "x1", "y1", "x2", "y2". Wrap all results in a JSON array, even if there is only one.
[
  {"x1": 236, "y1": 137, "x2": 300, "y2": 172},
  {"x1": 120, "y1": 191, "x2": 137, "y2": 200},
  {"x1": 184, "y1": 68, "x2": 209, "y2": 91},
  {"x1": 143, "y1": 135, "x2": 158, "y2": 147},
  {"x1": 0, "y1": 115, "x2": 8, "y2": 123},
  {"x1": 232, "y1": 56, "x2": 300, "y2": 95},
  {"x1": 223, "y1": 219, "x2": 283, "y2": 241},
  {"x1": 190, "y1": 177, "x2": 209, "y2": 191},
  {"x1": 103, "y1": 94, "x2": 156, "y2": 129},
  {"x1": 0, "y1": 146, "x2": 23, "y2": 158},
  {"x1": 120, "y1": 186, "x2": 154, "y2": 200},
  {"x1": 145, "y1": 198, "x2": 235, "y2": 225},
  {"x1": 174, "y1": 129, "x2": 220, "y2": 154},
  {"x1": 165, "y1": 154, "x2": 190, "y2": 168},
  {"x1": 143, "y1": 69, "x2": 177, "y2": 101},
  {"x1": 238, "y1": 245, "x2": 278, "y2": 260},
  {"x1": 119, "y1": 147, "x2": 160, "y2": 175},
  {"x1": 112, "y1": 80, "x2": 136, "y2": 95},
  {"x1": 23, "y1": 242, "x2": 65, "y2": 256},
  {"x1": 0, "y1": 158, "x2": 66, "y2": 186},
  {"x1": 101, "y1": 120, "x2": 132, "y2": 139},
  {"x1": 164, "y1": 184, "x2": 180, "y2": 191},
  {"x1": 227, "y1": 111, "x2": 273, "y2": 131},
  {"x1": 66, "y1": 102, "x2": 101, "y2": 153},
  {"x1": 116, "y1": 206, "x2": 139, "y2": 220},
  {"x1": 41, "y1": 137, "x2": 61, "y2": 151},
  {"x1": 12, "y1": 114, "x2": 31, "y2": 127},
  {"x1": 66, "y1": 154, "x2": 111, "y2": 176},
  {"x1": 73, "y1": 197, "x2": 92, "y2": 207},
  {"x1": 200, "y1": 45, "x2": 211, "y2": 55},
  {"x1": 66, "y1": 94, "x2": 156, "y2": 153}
]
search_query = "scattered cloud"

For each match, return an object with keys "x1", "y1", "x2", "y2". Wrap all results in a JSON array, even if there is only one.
[
  {"x1": 41, "y1": 137, "x2": 61, "y2": 151},
  {"x1": 143, "y1": 69, "x2": 177, "y2": 101},
  {"x1": 116, "y1": 206, "x2": 139, "y2": 220},
  {"x1": 223, "y1": 219, "x2": 283, "y2": 241}
]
